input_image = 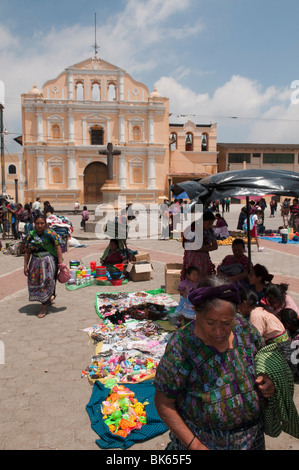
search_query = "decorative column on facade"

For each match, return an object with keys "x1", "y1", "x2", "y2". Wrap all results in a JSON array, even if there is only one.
[
  {"x1": 119, "y1": 115, "x2": 125, "y2": 144},
  {"x1": 36, "y1": 152, "x2": 46, "y2": 190},
  {"x1": 18, "y1": 153, "x2": 24, "y2": 205},
  {"x1": 102, "y1": 76, "x2": 106, "y2": 101},
  {"x1": 107, "y1": 119, "x2": 111, "y2": 142},
  {"x1": 118, "y1": 155, "x2": 127, "y2": 190},
  {"x1": 68, "y1": 111, "x2": 75, "y2": 143},
  {"x1": 67, "y1": 72, "x2": 74, "y2": 100},
  {"x1": 119, "y1": 73, "x2": 124, "y2": 101},
  {"x1": 148, "y1": 113, "x2": 154, "y2": 144},
  {"x1": 67, "y1": 150, "x2": 77, "y2": 189},
  {"x1": 147, "y1": 155, "x2": 156, "y2": 189},
  {"x1": 37, "y1": 113, "x2": 43, "y2": 142}
]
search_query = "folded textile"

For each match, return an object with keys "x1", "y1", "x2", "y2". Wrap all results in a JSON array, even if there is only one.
[
  {"x1": 255, "y1": 342, "x2": 299, "y2": 438},
  {"x1": 86, "y1": 380, "x2": 168, "y2": 449}
]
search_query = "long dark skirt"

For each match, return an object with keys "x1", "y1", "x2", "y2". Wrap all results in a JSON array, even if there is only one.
[{"x1": 28, "y1": 252, "x2": 58, "y2": 304}]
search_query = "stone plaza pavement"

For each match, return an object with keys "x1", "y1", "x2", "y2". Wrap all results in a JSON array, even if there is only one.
[{"x1": 0, "y1": 204, "x2": 299, "y2": 450}]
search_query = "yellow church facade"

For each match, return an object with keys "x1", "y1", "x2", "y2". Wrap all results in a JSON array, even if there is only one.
[{"x1": 12, "y1": 56, "x2": 218, "y2": 205}]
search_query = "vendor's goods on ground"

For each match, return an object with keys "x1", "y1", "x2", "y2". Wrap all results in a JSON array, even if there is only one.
[
  {"x1": 95, "y1": 290, "x2": 178, "y2": 321},
  {"x1": 82, "y1": 291, "x2": 177, "y2": 385},
  {"x1": 66, "y1": 260, "x2": 127, "y2": 289},
  {"x1": 101, "y1": 385, "x2": 148, "y2": 438}
]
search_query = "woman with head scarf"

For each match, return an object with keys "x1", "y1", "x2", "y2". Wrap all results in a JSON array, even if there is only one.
[{"x1": 154, "y1": 276, "x2": 275, "y2": 450}]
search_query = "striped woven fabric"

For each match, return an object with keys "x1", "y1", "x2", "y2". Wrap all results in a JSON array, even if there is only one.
[{"x1": 255, "y1": 343, "x2": 299, "y2": 438}]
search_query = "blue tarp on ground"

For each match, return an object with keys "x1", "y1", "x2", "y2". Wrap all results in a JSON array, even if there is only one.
[
  {"x1": 86, "y1": 379, "x2": 168, "y2": 449},
  {"x1": 260, "y1": 236, "x2": 299, "y2": 245}
]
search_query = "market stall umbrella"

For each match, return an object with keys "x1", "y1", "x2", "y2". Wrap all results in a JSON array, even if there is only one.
[
  {"x1": 173, "y1": 191, "x2": 189, "y2": 200},
  {"x1": 172, "y1": 169, "x2": 299, "y2": 268}
]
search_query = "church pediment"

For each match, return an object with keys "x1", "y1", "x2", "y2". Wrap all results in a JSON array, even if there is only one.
[{"x1": 66, "y1": 57, "x2": 124, "y2": 73}]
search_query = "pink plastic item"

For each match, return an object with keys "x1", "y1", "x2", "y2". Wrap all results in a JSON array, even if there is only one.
[{"x1": 57, "y1": 263, "x2": 71, "y2": 284}]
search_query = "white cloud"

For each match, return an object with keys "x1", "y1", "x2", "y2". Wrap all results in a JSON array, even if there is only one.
[
  {"x1": 156, "y1": 74, "x2": 299, "y2": 143},
  {"x1": 1, "y1": 0, "x2": 203, "y2": 143},
  {"x1": 2, "y1": 0, "x2": 299, "y2": 150},
  {"x1": 0, "y1": 25, "x2": 19, "y2": 50}
]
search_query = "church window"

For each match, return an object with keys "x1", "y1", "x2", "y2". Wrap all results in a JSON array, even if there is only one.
[
  {"x1": 90, "y1": 126, "x2": 104, "y2": 145},
  {"x1": 8, "y1": 164, "x2": 16, "y2": 175}
]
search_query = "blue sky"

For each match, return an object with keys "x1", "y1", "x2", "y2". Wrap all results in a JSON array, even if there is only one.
[{"x1": 2, "y1": 0, "x2": 299, "y2": 151}]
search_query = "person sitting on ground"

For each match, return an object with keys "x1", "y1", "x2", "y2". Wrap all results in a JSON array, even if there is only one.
[
  {"x1": 238, "y1": 289, "x2": 296, "y2": 378},
  {"x1": 175, "y1": 266, "x2": 200, "y2": 328},
  {"x1": 248, "y1": 264, "x2": 274, "y2": 303},
  {"x1": 279, "y1": 308, "x2": 299, "y2": 341},
  {"x1": 262, "y1": 283, "x2": 299, "y2": 318},
  {"x1": 213, "y1": 213, "x2": 230, "y2": 239},
  {"x1": 217, "y1": 238, "x2": 251, "y2": 286},
  {"x1": 100, "y1": 239, "x2": 125, "y2": 266}
]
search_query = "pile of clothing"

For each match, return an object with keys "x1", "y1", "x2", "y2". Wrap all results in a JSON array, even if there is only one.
[{"x1": 47, "y1": 214, "x2": 73, "y2": 251}]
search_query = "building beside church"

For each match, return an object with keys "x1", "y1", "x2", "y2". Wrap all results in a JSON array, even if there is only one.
[
  {"x1": 217, "y1": 143, "x2": 299, "y2": 173},
  {"x1": 12, "y1": 55, "x2": 218, "y2": 206}
]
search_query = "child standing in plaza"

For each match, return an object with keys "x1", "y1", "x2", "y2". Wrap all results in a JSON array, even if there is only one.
[
  {"x1": 175, "y1": 266, "x2": 200, "y2": 328},
  {"x1": 80, "y1": 206, "x2": 89, "y2": 231}
]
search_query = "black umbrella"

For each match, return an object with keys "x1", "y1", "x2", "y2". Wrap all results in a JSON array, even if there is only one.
[{"x1": 172, "y1": 169, "x2": 299, "y2": 269}]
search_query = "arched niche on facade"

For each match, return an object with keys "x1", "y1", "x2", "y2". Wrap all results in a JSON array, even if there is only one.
[
  {"x1": 91, "y1": 80, "x2": 101, "y2": 101},
  {"x1": 83, "y1": 161, "x2": 108, "y2": 203},
  {"x1": 107, "y1": 81, "x2": 117, "y2": 101},
  {"x1": 51, "y1": 123, "x2": 62, "y2": 140},
  {"x1": 185, "y1": 132, "x2": 194, "y2": 151},
  {"x1": 48, "y1": 157, "x2": 64, "y2": 185},
  {"x1": 201, "y1": 133, "x2": 209, "y2": 151},
  {"x1": 75, "y1": 80, "x2": 84, "y2": 100},
  {"x1": 169, "y1": 132, "x2": 177, "y2": 151}
]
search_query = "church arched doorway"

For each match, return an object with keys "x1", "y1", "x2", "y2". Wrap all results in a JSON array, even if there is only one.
[{"x1": 84, "y1": 162, "x2": 108, "y2": 203}]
